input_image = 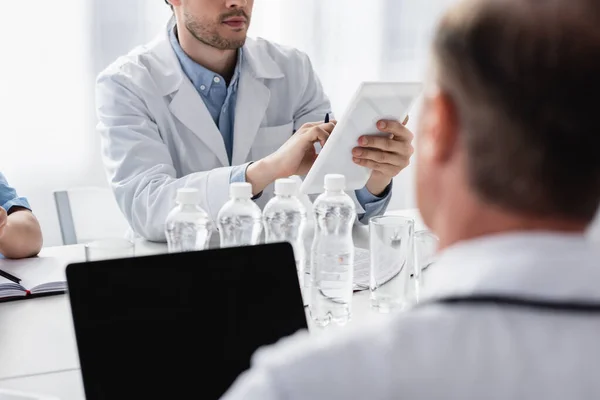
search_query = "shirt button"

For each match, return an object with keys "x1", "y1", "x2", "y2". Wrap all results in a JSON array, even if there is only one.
[
  {"x1": 214, "y1": 77, "x2": 221, "y2": 84},
  {"x1": 200, "y1": 85, "x2": 206, "y2": 91}
]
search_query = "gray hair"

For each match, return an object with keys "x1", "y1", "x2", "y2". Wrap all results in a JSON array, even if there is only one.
[{"x1": 433, "y1": 0, "x2": 600, "y2": 222}]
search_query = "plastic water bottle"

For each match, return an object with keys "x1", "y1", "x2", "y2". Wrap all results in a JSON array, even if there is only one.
[
  {"x1": 263, "y1": 178, "x2": 307, "y2": 284},
  {"x1": 217, "y1": 182, "x2": 263, "y2": 248},
  {"x1": 165, "y1": 188, "x2": 212, "y2": 253},
  {"x1": 309, "y1": 174, "x2": 356, "y2": 327}
]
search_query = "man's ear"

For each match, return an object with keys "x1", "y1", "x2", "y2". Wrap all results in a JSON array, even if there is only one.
[{"x1": 426, "y1": 89, "x2": 460, "y2": 164}]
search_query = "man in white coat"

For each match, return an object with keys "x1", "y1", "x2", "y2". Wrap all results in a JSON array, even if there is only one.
[
  {"x1": 96, "y1": 0, "x2": 415, "y2": 242},
  {"x1": 221, "y1": 0, "x2": 600, "y2": 398}
]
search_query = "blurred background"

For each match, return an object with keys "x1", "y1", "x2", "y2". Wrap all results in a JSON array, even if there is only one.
[{"x1": 0, "y1": 0, "x2": 495, "y2": 246}]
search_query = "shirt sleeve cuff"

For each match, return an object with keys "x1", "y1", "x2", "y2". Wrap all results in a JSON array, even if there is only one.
[
  {"x1": 355, "y1": 182, "x2": 392, "y2": 223},
  {"x1": 2, "y1": 197, "x2": 32, "y2": 214},
  {"x1": 355, "y1": 183, "x2": 391, "y2": 206},
  {"x1": 230, "y1": 162, "x2": 263, "y2": 200}
]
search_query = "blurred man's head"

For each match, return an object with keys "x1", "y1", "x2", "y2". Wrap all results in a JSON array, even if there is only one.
[
  {"x1": 166, "y1": 0, "x2": 253, "y2": 50},
  {"x1": 416, "y1": 0, "x2": 600, "y2": 247}
]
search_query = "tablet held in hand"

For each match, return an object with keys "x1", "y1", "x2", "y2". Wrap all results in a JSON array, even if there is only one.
[{"x1": 300, "y1": 81, "x2": 422, "y2": 195}]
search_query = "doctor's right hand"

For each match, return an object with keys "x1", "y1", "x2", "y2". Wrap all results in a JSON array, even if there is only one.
[{"x1": 246, "y1": 121, "x2": 336, "y2": 194}]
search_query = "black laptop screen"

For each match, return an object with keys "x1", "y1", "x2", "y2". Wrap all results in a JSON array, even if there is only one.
[{"x1": 66, "y1": 242, "x2": 307, "y2": 400}]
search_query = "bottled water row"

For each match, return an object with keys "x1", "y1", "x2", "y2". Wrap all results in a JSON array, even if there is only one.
[
  {"x1": 164, "y1": 174, "x2": 357, "y2": 327},
  {"x1": 164, "y1": 179, "x2": 304, "y2": 253}
]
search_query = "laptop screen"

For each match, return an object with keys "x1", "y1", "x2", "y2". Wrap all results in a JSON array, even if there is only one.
[{"x1": 66, "y1": 242, "x2": 307, "y2": 400}]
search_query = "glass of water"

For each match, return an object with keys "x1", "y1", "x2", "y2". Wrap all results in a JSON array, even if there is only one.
[
  {"x1": 85, "y1": 238, "x2": 135, "y2": 262},
  {"x1": 369, "y1": 215, "x2": 416, "y2": 312},
  {"x1": 414, "y1": 230, "x2": 439, "y2": 287}
]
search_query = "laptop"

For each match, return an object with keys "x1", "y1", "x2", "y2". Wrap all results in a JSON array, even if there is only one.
[{"x1": 66, "y1": 242, "x2": 307, "y2": 400}]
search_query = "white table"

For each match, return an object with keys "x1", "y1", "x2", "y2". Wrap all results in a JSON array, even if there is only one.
[
  {"x1": 0, "y1": 241, "x2": 171, "y2": 382},
  {"x1": 0, "y1": 209, "x2": 424, "y2": 399},
  {"x1": 0, "y1": 368, "x2": 84, "y2": 400}
]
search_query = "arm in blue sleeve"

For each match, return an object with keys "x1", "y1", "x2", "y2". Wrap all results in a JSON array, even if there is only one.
[
  {"x1": 230, "y1": 162, "x2": 263, "y2": 200},
  {"x1": 0, "y1": 173, "x2": 31, "y2": 213},
  {"x1": 355, "y1": 181, "x2": 392, "y2": 223}
]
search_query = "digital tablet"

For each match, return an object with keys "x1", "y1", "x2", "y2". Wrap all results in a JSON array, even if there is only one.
[{"x1": 300, "y1": 81, "x2": 422, "y2": 194}]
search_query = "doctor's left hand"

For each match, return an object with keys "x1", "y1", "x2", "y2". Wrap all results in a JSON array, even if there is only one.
[{"x1": 352, "y1": 118, "x2": 414, "y2": 196}]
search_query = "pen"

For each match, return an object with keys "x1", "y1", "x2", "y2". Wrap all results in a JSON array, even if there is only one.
[
  {"x1": 0, "y1": 268, "x2": 21, "y2": 284},
  {"x1": 324, "y1": 113, "x2": 329, "y2": 124}
]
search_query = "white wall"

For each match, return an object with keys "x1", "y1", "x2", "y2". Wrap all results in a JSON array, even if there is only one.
[
  {"x1": 0, "y1": 1, "x2": 172, "y2": 247},
  {"x1": 0, "y1": 1, "x2": 103, "y2": 247}
]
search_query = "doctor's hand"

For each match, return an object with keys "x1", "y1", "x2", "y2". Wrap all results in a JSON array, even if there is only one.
[
  {"x1": 353, "y1": 118, "x2": 414, "y2": 196},
  {"x1": 275, "y1": 120, "x2": 337, "y2": 176},
  {"x1": 246, "y1": 121, "x2": 336, "y2": 194}
]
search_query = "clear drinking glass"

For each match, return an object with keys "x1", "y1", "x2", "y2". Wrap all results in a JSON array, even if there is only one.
[
  {"x1": 414, "y1": 229, "x2": 439, "y2": 298},
  {"x1": 84, "y1": 238, "x2": 135, "y2": 262},
  {"x1": 369, "y1": 216, "x2": 416, "y2": 312}
]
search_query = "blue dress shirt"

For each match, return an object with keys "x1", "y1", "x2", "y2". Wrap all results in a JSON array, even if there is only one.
[
  {"x1": 0, "y1": 173, "x2": 31, "y2": 213},
  {"x1": 169, "y1": 26, "x2": 391, "y2": 221}
]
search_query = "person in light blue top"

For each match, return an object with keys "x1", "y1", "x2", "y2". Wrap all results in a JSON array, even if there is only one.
[
  {"x1": 0, "y1": 173, "x2": 43, "y2": 259},
  {"x1": 168, "y1": 21, "x2": 391, "y2": 221}
]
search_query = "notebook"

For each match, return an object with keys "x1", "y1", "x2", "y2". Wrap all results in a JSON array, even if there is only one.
[
  {"x1": 0, "y1": 255, "x2": 67, "y2": 302},
  {"x1": 66, "y1": 242, "x2": 308, "y2": 400},
  {"x1": 353, "y1": 247, "x2": 372, "y2": 291}
]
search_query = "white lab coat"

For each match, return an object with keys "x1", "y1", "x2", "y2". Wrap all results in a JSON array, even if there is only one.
[
  {"x1": 96, "y1": 20, "x2": 365, "y2": 243},
  {"x1": 221, "y1": 232, "x2": 600, "y2": 399}
]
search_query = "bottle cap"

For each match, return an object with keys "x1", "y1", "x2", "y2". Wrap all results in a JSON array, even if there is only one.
[
  {"x1": 176, "y1": 188, "x2": 201, "y2": 205},
  {"x1": 230, "y1": 182, "x2": 253, "y2": 199},
  {"x1": 324, "y1": 174, "x2": 345, "y2": 191},
  {"x1": 274, "y1": 178, "x2": 298, "y2": 196}
]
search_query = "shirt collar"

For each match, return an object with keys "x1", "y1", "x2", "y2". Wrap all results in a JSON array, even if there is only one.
[
  {"x1": 421, "y1": 231, "x2": 600, "y2": 303},
  {"x1": 168, "y1": 22, "x2": 243, "y2": 92},
  {"x1": 150, "y1": 16, "x2": 283, "y2": 96}
]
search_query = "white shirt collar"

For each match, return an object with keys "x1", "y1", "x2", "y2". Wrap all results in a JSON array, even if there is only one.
[{"x1": 421, "y1": 231, "x2": 600, "y2": 303}]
